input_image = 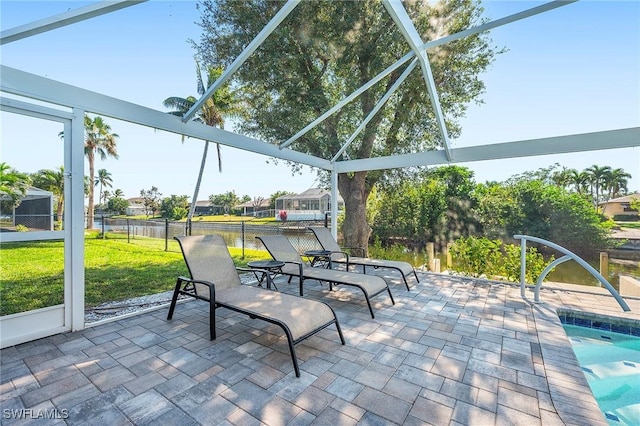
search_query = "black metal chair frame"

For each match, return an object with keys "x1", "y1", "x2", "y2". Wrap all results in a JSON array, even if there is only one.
[
  {"x1": 167, "y1": 235, "x2": 345, "y2": 377},
  {"x1": 308, "y1": 226, "x2": 420, "y2": 291},
  {"x1": 256, "y1": 235, "x2": 395, "y2": 318}
]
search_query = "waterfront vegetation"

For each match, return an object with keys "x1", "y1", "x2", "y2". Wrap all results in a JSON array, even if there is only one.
[
  {"x1": 2, "y1": 224, "x2": 637, "y2": 316},
  {"x1": 2, "y1": 163, "x2": 637, "y2": 316}
]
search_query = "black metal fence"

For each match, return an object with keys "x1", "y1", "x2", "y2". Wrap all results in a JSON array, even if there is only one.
[{"x1": 99, "y1": 216, "x2": 327, "y2": 255}]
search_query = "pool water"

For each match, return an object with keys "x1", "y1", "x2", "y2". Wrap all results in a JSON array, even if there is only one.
[{"x1": 563, "y1": 325, "x2": 640, "y2": 425}]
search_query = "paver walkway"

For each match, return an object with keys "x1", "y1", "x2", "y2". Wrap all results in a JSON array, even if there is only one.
[{"x1": 2, "y1": 272, "x2": 639, "y2": 425}]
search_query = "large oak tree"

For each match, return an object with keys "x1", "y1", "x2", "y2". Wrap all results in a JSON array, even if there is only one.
[{"x1": 195, "y1": 0, "x2": 501, "y2": 252}]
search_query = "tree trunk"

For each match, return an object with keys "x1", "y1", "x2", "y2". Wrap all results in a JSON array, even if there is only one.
[
  {"x1": 338, "y1": 171, "x2": 371, "y2": 257},
  {"x1": 56, "y1": 199, "x2": 64, "y2": 229},
  {"x1": 87, "y1": 152, "x2": 95, "y2": 229},
  {"x1": 187, "y1": 140, "x2": 209, "y2": 223}
]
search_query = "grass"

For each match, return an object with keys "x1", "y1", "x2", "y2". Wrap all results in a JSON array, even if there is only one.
[
  {"x1": 0, "y1": 232, "x2": 271, "y2": 316},
  {"x1": 617, "y1": 221, "x2": 640, "y2": 230}
]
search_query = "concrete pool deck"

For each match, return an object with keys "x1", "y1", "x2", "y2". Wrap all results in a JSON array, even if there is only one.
[{"x1": 1, "y1": 272, "x2": 639, "y2": 425}]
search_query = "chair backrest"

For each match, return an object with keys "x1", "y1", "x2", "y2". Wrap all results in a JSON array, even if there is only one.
[
  {"x1": 175, "y1": 234, "x2": 241, "y2": 291},
  {"x1": 308, "y1": 227, "x2": 342, "y2": 252},
  {"x1": 256, "y1": 235, "x2": 304, "y2": 265}
]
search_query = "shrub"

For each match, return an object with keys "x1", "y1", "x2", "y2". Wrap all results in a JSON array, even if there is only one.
[
  {"x1": 449, "y1": 236, "x2": 502, "y2": 277},
  {"x1": 15, "y1": 224, "x2": 28, "y2": 232},
  {"x1": 160, "y1": 195, "x2": 189, "y2": 220},
  {"x1": 449, "y1": 236, "x2": 554, "y2": 283},
  {"x1": 613, "y1": 214, "x2": 639, "y2": 222},
  {"x1": 369, "y1": 237, "x2": 408, "y2": 260},
  {"x1": 476, "y1": 180, "x2": 614, "y2": 259},
  {"x1": 501, "y1": 243, "x2": 552, "y2": 283}
]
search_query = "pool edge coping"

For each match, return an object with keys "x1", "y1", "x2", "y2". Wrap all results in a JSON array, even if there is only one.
[{"x1": 532, "y1": 302, "x2": 610, "y2": 425}]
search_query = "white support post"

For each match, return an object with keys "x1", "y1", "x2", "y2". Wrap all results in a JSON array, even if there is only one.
[
  {"x1": 182, "y1": 0, "x2": 300, "y2": 122},
  {"x1": 280, "y1": 51, "x2": 415, "y2": 150},
  {"x1": 332, "y1": 58, "x2": 419, "y2": 162},
  {"x1": 520, "y1": 238, "x2": 527, "y2": 298},
  {"x1": 330, "y1": 169, "x2": 338, "y2": 239},
  {"x1": 0, "y1": 0, "x2": 146, "y2": 45},
  {"x1": 67, "y1": 108, "x2": 85, "y2": 331},
  {"x1": 382, "y1": 0, "x2": 452, "y2": 160}
]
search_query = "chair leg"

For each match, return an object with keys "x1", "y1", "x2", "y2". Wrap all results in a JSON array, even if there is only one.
[
  {"x1": 387, "y1": 286, "x2": 395, "y2": 305},
  {"x1": 413, "y1": 270, "x2": 420, "y2": 283},
  {"x1": 285, "y1": 333, "x2": 301, "y2": 378},
  {"x1": 334, "y1": 319, "x2": 346, "y2": 345},
  {"x1": 364, "y1": 295, "x2": 375, "y2": 319},
  {"x1": 402, "y1": 275, "x2": 411, "y2": 291},
  {"x1": 167, "y1": 278, "x2": 182, "y2": 320},
  {"x1": 209, "y1": 288, "x2": 217, "y2": 340}
]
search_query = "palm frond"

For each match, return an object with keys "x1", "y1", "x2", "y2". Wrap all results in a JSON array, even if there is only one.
[{"x1": 163, "y1": 97, "x2": 195, "y2": 112}]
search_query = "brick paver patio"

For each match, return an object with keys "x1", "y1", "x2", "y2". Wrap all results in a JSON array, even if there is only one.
[{"x1": 2, "y1": 272, "x2": 639, "y2": 425}]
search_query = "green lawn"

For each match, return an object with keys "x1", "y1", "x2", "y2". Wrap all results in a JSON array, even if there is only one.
[
  {"x1": 0, "y1": 233, "x2": 271, "y2": 316},
  {"x1": 617, "y1": 222, "x2": 640, "y2": 230}
]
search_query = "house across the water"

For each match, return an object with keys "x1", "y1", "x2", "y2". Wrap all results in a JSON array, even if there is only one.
[
  {"x1": 275, "y1": 188, "x2": 344, "y2": 221},
  {"x1": 599, "y1": 194, "x2": 639, "y2": 220}
]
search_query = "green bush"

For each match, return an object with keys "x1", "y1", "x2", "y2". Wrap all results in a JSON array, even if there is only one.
[
  {"x1": 501, "y1": 243, "x2": 551, "y2": 283},
  {"x1": 370, "y1": 237, "x2": 408, "y2": 260},
  {"x1": 449, "y1": 236, "x2": 502, "y2": 277},
  {"x1": 613, "y1": 214, "x2": 639, "y2": 222},
  {"x1": 449, "y1": 236, "x2": 553, "y2": 283},
  {"x1": 160, "y1": 195, "x2": 189, "y2": 220},
  {"x1": 15, "y1": 224, "x2": 28, "y2": 232},
  {"x1": 475, "y1": 180, "x2": 614, "y2": 259}
]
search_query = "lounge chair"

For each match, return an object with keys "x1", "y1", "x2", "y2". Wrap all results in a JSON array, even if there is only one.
[
  {"x1": 256, "y1": 235, "x2": 394, "y2": 318},
  {"x1": 167, "y1": 234, "x2": 345, "y2": 377},
  {"x1": 308, "y1": 227, "x2": 419, "y2": 291}
]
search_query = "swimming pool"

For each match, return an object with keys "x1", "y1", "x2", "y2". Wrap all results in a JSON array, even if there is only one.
[{"x1": 563, "y1": 324, "x2": 640, "y2": 425}]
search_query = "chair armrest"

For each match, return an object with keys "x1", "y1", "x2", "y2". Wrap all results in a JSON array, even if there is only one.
[
  {"x1": 282, "y1": 260, "x2": 305, "y2": 277},
  {"x1": 177, "y1": 276, "x2": 215, "y2": 287},
  {"x1": 329, "y1": 250, "x2": 349, "y2": 262},
  {"x1": 177, "y1": 276, "x2": 216, "y2": 300}
]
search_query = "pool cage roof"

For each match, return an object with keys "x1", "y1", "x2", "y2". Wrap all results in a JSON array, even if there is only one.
[
  {"x1": 0, "y1": 0, "x2": 638, "y2": 349},
  {"x1": 1, "y1": 0, "x2": 638, "y2": 177}
]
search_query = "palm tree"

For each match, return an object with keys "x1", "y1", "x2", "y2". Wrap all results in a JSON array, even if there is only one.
[
  {"x1": 163, "y1": 61, "x2": 244, "y2": 223},
  {"x1": 0, "y1": 162, "x2": 30, "y2": 207},
  {"x1": 113, "y1": 188, "x2": 125, "y2": 199},
  {"x1": 102, "y1": 190, "x2": 111, "y2": 205},
  {"x1": 585, "y1": 165, "x2": 612, "y2": 206},
  {"x1": 568, "y1": 169, "x2": 589, "y2": 195},
  {"x1": 550, "y1": 167, "x2": 573, "y2": 191},
  {"x1": 604, "y1": 168, "x2": 631, "y2": 200},
  {"x1": 84, "y1": 116, "x2": 119, "y2": 229},
  {"x1": 31, "y1": 167, "x2": 65, "y2": 224},
  {"x1": 94, "y1": 168, "x2": 113, "y2": 207}
]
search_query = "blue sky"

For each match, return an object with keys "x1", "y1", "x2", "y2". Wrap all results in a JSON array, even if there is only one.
[{"x1": 1, "y1": 0, "x2": 638, "y2": 201}]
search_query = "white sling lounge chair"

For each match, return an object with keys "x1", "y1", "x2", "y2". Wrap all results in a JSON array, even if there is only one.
[
  {"x1": 308, "y1": 227, "x2": 419, "y2": 291},
  {"x1": 256, "y1": 234, "x2": 395, "y2": 318},
  {"x1": 167, "y1": 234, "x2": 345, "y2": 377}
]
